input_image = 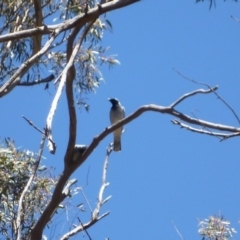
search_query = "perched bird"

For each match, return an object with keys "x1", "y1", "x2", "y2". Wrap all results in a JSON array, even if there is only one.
[
  {"x1": 108, "y1": 98, "x2": 125, "y2": 151},
  {"x1": 72, "y1": 144, "x2": 88, "y2": 161}
]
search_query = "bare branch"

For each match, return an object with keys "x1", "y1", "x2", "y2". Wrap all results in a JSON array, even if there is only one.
[
  {"x1": 172, "y1": 119, "x2": 240, "y2": 141},
  {"x1": 0, "y1": 25, "x2": 51, "y2": 43},
  {"x1": 22, "y1": 115, "x2": 45, "y2": 135},
  {"x1": 92, "y1": 145, "x2": 112, "y2": 220},
  {"x1": 64, "y1": 19, "x2": 97, "y2": 167},
  {"x1": 60, "y1": 211, "x2": 110, "y2": 240},
  {"x1": 214, "y1": 92, "x2": 240, "y2": 125},
  {"x1": 172, "y1": 221, "x2": 185, "y2": 240},
  {"x1": 46, "y1": 21, "x2": 95, "y2": 154},
  {"x1": 30, "y1": 21, "x2": 97, "y2": 240},
  {"x1": 22, "y1": 115, "x2": 56, "y2": 148},
  {"x1": 63, "y1": 86, "x2": 240, "y2": 177},
  {"x1": 80, "y1": 188, "x2": 93, "y2": 213},
  {"x1": 19, "y1": 74, "x2": 55, "y2": 86},
  {"x1": 170, "y1": 86, "x2": 218, "y2": 108},
  {"x1": 173, "y1": 68, "x2": 240, "y2": 125},
  {"x1": 77, "y1": 217, "x2": 92, "y2": 240},
  {"x1": 73, "y1": 92, "x2": 240, "y2": 174},
  {"x1": 60, "y1": 146, "x2": 112, "y2": 240}
]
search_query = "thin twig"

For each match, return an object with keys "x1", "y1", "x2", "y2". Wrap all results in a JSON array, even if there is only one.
[
  {"x1": 171, "y1": 221, "x2": 185, "y2": 240},
  {"x1": 170, "y1": 86, "x2": 218, "y2": 108},
  {"x1": 60, "y1": 145, "x2": 112, "y2": 240},
  {"x1": 80, "y1": 188, "x2": 93, "y2": 213},
  {"x1": 22, "y1": 115, "x2": 56, "y2": 146},
  {"x1": 190, "y1": 111, "x2": 221, "y2": 140},
  {"x1": 22, "y1": 115, "x2": 45, "y2": 135},
  {"x1": 77, "y1": 217, "x2": 92, "y2": 240},
  {"x1": 92, "y1": 145, "x2": 112, "y2": 220},
  {"x1": 171, "y1": 119, "x2": 240, "y2": 140},
  {"x1": 173, "y1": 68, "x2": 240, "y2": 125},
  {"x1": 231, "y1": 15, "x2": 240, "y2": 22},
  {"x1": 79, "y1": 167, "x2": 92, "y2": 212}
]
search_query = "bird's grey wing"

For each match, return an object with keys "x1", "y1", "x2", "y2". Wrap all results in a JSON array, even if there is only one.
[
  {"x1": 121, "y1": 106, "x2": 125, "y2": 118},
  {"x1": 110, "y1": 107, "x2": 122, "y2": 124},
  {"x1": 120, "y1": 106, "x2": 125, "y2": 133},
  {"x1": 110, "y1": 108, "x2": 115, "y2": 124}
]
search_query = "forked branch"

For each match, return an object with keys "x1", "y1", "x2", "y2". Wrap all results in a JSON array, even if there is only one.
[
  {"x1": 46, "y1": 20, "x2": 96, "y2": 154},
  {"x1": 73, "y1": 85, "x2": 240, "y2": 173},
  {"x1": 60, "y1": 146, "x2": 112, "y2": 240}
]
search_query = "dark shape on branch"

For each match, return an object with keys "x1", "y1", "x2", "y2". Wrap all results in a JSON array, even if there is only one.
[
  {"x1": 44, "y1": 83, "x2": 49, "y2": 90},
  {"x1": 19, "y1": 74, "x2": 55, "y2": 86},
  {"x1": 72, "y1": 145, "x2": 88, "y2": 161}
]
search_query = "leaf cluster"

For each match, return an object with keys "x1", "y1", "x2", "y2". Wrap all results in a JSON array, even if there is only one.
[
  {"x1": 198, "y1": 215, "x2": 237, "y2": 240},
  {"x1": 0, "y1": 0, "x2": 119, "y2": 103},
  {"x1": 0, "y1": 140, "x2": 57, "y2": 239}
]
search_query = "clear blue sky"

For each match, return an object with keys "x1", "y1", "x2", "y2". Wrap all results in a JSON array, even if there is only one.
[{"x1": 1, "y1": 0, "x2": 240, "y2": 239}]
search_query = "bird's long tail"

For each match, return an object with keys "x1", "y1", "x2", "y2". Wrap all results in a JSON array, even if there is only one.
[
  {"x1": 113, "y1": 140, "x2": 121, "y2": 151},
  {"x1": 113, "y1": 129, "x2": 121, "y2": 152}
]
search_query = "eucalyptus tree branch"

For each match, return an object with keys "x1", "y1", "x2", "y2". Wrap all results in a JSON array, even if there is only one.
[
  {"x1": 60, "y1": 146, "x2": 112, "y2": 240},
  {"x1": 30, "y1": 20, "x2": 96, "y2": 240},
  {"x1": 71, "y1": 86, "x2": 240, "y2": 174},
  {"x1": 0, "y1": 0, "x2": 140, "y2": 43},
  {"x1": 32, "y1": 0, "x2": 43, "y2": 55},
  {"x1": 62, "y1": 23, "x2": 85, "y2": 166},
  {"x1": 92, "y1": 146, "x2": 112, "y2": 217},
  {"x1": 64, "y1": 19, "x2": 96, "y2": 167},
  {"x1": 172, "y1": 119, "x2": 240, "y2": 140},
  {"x1": 170, "y1": 86, "x2": 218, "y2": 108},
  {"x1": 46, "y1": 21, "x2": 95, "y2": 154}
]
